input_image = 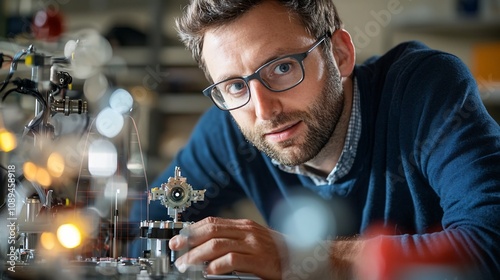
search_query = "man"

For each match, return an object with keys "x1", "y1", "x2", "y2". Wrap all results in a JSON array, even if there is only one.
[{"x1": 139, "y1": 0, "x2": 500, "y2": 279}]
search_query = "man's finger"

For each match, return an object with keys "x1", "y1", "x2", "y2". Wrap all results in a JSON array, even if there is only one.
[
  {"x1": 174, "y1": 238, "x2": 251, "y2": 271},
  {"x1": 171, "y1": 217, "x2": 262, "y2": 249}
]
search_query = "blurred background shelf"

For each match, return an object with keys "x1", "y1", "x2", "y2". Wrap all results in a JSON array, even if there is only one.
[{"x1": 390, "y1": 18, "x2": 500, "y2": 36}]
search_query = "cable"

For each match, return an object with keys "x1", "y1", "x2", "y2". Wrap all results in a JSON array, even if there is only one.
[
  {"x1": 74, "y1": 117, "x2": 96, "y2": 211},
  {"x1": 0, "y1": 53, "x2": 13, "y2": 70},
  {"x1": 128, "y1": 115, "x2": 150, "y2": 220},
  {"x1": 0, "y1": 49, "x2": 27, "y2": 94},
  {"x1": 0, "y1": 76, "x2": 49, "y2": 138},
  {"x1": 4, "y1": 78, "x2": 47, "y2": 106}
]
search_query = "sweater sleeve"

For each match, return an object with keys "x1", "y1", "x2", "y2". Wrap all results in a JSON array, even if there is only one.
[{"x1": 373, "y1": 51, "x2": 500, "y2": 278}]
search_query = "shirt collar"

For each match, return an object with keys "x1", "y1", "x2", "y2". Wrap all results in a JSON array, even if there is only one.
[{"x1": 273, "y1": 77, "x2": 362, "y2": 185}]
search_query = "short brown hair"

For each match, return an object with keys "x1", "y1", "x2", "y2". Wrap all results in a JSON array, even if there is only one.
[{"x1": 176, "y1": 0, "x2": 343, "y2": 79}]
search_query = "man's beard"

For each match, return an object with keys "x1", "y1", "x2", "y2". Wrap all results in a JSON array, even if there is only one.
[{"x1": 239, "y1": 58, "x2": 344, "y2": 166}]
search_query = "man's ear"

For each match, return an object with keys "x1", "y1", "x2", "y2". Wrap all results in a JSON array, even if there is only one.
[{"x1": 330, "y1": 29, "x2": 356, "y2": 78}]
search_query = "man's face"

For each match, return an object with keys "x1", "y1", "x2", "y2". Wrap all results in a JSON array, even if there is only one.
[{"x1": 202, "y1": 2, "x2": 344, "y2": 166}]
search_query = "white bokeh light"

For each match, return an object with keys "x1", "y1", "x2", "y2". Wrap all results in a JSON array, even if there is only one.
[
  {"x1": 88, "y1": 139, "x2": 117, "y2": 177},
  {"x1": 83, "y1": 73, "x2": 109, "y2": 102},
  {"x1": 96, "y1": 107, "x2": 124, "y2": 138},
  {"x1": 104, "y1": 175, "x2": 128, "y2": 202},
  {"x1": 64, "y1": 39, "x2": 77, "y2": 58},
  {"x1": 270, "y1": 195, "x2": 335, "y2": 249},
  {"x1": 66, "y1": 29, "x2": 113, "y2": 79},
  {"x1": 109, "y1": 88, "x2": 133, "y2": 114}
]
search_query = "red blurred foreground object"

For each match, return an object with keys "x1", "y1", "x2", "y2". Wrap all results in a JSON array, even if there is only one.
[
  {"x1": 32, "y1": 9, "x2": 65, "y2": 41},
  {"x1": 355, "y1": 224, "x2": 469, "y2": 280}
]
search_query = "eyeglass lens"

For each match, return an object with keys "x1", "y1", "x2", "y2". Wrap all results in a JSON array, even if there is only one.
[{"x1": 211, "y1": 56, "x2": 304, "y2": 109}]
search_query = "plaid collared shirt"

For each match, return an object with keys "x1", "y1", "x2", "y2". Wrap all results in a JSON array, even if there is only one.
[{"x1": 274, "y1": 77, "x2": 362, "y2": 185}]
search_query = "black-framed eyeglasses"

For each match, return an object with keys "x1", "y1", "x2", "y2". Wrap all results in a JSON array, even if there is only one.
[{"x1": 202, "y1": 35, "x2": 328, "y2": 111}]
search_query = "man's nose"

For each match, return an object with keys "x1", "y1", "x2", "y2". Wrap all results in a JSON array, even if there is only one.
[{"x1": 248, "y1": 80, "x2": 282, "y2": 120}]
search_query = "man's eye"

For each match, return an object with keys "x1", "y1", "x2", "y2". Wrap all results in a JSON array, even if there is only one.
[
  {"x1": 227, "y1": 81, "x2": 247, "y2": 95},
  {"x1": 274, "y1": 63, "x2": 291, "y2": 74}
]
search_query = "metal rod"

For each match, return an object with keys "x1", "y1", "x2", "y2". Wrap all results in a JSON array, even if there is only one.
[{"x1": 113, "y1": 189, "x2": 119, "y2": 259}]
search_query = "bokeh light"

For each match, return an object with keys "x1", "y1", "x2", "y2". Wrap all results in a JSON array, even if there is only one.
[
  {"x1": 47, "y1": 152, "x2": 65, "y2": 178},
  {"x1": 270, "y1": 194, "x2": 336, "y2": 249},
  {"x1": 57, "y1": 224, "x2": 82, "y2": 249},
  {"x1": 88, "y1": 139, "x2": 117, "y2": 176},
  {"x1": 109, "y1": 88, "x2": 133, "y2": 114},
  {"x1": 95, "y1": 107, "x2": 124, "y2": 138},
  {"x1": 23, "y1": 161, "x2": 38, "y2": 181},
  {"x1": 0, "y1": 129, "x2": 17, "y2": 152},
  {"x1": 83, "y1": 73, "x2": 109, "y2": 102},
  {"x1": 36, "y1": 167, "x2": 52, "y2": 187},
  {"x1": 104, "y1": 175, "x2": 128, "y2": 202},
  {"x1": 67, "y1": 29, "x2": 113, "y2": 79},
  {"x1": 40, "y1": 232, "x2": 56, "y2": 250}
]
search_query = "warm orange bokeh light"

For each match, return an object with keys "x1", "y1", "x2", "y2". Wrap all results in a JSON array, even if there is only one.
[
  {"x1": 36, "y1": 168, "x2": 52, "y2": 187},
  {"x1": 23, "y1": 162, "x2": 38, "y2": 181},
  {"x1": 47, "y1": 152, "x2": 65, "y2": 178},
  {"x1": 40, "y1": 232, "x2": 56, "y2": 250},
  {"x1": 57, "y1": 224, "x2": 81, "y2": 249},
  {"x1": 0, "y1": 129, "x2": 17, "y2": 152}
]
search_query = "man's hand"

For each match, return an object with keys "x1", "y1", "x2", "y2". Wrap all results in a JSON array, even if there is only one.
[{"x1": 169, "y1": 216, "x2": 287, "y2": 279}]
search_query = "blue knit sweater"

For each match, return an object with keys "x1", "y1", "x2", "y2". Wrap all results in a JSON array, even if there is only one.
[{"x1": 139, "y1": 41, "x2": 500, "y2": 278}]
